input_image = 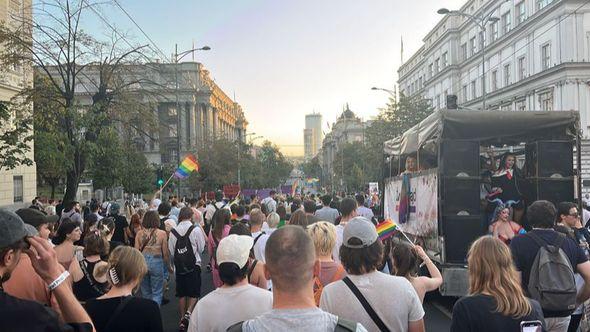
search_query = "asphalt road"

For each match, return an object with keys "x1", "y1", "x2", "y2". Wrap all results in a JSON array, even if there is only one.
[{"x1": 160, "y1": 252, "x2": 453, "y2": 332}]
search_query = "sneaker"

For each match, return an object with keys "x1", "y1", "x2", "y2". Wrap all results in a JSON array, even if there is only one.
[{"x1": 179, "y1": 312, "x2": 191, "y2": 331}]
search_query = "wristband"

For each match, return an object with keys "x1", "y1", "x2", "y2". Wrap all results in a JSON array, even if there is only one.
[{"x1": 48, "y1": 271, "x2": 70, "y2": 291}]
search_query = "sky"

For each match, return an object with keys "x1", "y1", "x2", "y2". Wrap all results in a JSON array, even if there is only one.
[{"x1": 80, "y1": 0, "x2": 466, "y2": 156}]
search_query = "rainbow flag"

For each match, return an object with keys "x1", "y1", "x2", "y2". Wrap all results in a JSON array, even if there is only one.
[
  {"x1": 174, "y1": 154, "x2": 199, "y2": 179},
  {"x1": 376, "y1": 219, "x2": 397, "y2": 241}
]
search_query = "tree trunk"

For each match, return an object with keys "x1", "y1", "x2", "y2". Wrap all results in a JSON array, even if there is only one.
[
  {"x1": 50, "y1": 183, "x2": 56, "y2": 200},
  {"x1": 63, "y1": 169, "x2": 80, "y2": 206}
]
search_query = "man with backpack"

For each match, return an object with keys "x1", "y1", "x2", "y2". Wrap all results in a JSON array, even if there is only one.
[
  {"x1": 168, "y1": 207, "x2": 206, "y2": 331},
  {"x1": 510, "y1": 200, "x2": 590, "y2": 332},
  {"x1": 205, "y1": 191, "x2": 230, "y2": 235}
]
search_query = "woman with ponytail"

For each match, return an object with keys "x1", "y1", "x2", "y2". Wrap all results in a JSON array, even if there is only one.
[
  {"x1": 450, "y1": 236, "x2": 545, "y2": 331},
  {"x1": 69, "y1": 232, "x2": 109, "y2": 302},
  {"x1": 84, "y1": 246, "x2": 163, "y2": 332}
]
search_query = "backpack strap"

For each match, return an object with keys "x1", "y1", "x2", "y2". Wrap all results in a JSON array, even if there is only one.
[
  {"x1": 247, "y1": 259, "x2": 258, "y2": 282},
  {"x1": 253, "y1": 232, "x2": 266, "y2": 246},
  {"x1": 334, "y1": 317, "x2": 357, "y2": 332},
  {"x1": 226, "y1": 321, "x2": 244, "y2": 332},
  {"x1": 342, "y1": 276, "x2": 390, "y2": 332},
  {"x1": 139, "y1": 229, "x2": 156, "y2": 253},
  {"x1": 527, "y1": 231, "x2": 548, "y2": 248},
  {"x1": 103, "y1": 296, "x2": 134, "y2": 331}
]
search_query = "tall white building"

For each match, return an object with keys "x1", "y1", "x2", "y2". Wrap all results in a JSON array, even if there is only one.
[
  {"x1": 398, "y1": 0, "x2": 590, "y2": 134},
  {"x1": 304, "y1": 113, "x2": 323, "y2": 160}
]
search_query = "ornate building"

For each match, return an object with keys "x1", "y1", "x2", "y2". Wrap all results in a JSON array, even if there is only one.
[{"x1": 0, "y1": 0, "x2": 36, "y2": 208}]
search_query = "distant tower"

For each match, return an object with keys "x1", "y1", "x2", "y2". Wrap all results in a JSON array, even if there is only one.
[{"x1": 304, "y1": 113, "x2": 323, "y2": 160}]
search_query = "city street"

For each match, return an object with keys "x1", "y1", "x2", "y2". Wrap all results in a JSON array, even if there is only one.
[{"x1": 160, "y1": 252, "x2": 452, "y2": 332}]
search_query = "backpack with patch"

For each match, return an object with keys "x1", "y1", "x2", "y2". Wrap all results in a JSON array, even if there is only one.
[
  {"x1": 527, "y1": 232, "x2": 577, "y2": 314},
  {"x1": 170, "y1": 225, "x2": 196, "y2": 275},
  {"x1": 314, "y1": 265, "x2": 345, "y2": 306}
]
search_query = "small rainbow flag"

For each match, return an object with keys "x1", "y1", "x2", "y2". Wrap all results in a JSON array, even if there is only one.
[
  {"x1": 174, "y1": 154, "x2": 199, "y2": 180},
  {"x1": 376, "y1": 219, "x2": 397, "y2": 241}
]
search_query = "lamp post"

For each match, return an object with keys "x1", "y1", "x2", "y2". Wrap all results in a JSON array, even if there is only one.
[
  {"x1": 437, "y1": 8, "x2": 500, "y2": 111},
  {"x1": 238, "y1": 133, "x2": 262, "y2": 187},
  {"x1": 174, "y1": 43, "x2": 210, "y2": 196},
  {"x1": 371, "y1": 86, "x2": 396, "y2": 97}
]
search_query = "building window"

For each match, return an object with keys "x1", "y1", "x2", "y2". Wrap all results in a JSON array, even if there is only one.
[
  {"x1": 13, "y1": 176, "x2": 23, "y2": 203},
  {"x1": 502, "y1": 12, "x2": 511, "y2": 34},
  {"x1": 504, "y1": 64, "x2": 511, "y2": 87},
  {"x1": 541, "y1": 43, "x2": 551, "y2": 70},
  {"x1": 428, "y1": 63, "x2": 433, "y2": 78},
  {"x1": 491, "y1": 70, "x2": 498, "y2": 91},
  {"x1": 490, "y1": 21, "x2": 499, "y2": 42},
  {"x1": 442, "y1": 52, "x2": 448, "y2": 68},
  {"x1": 461, "y1": 43, "x2": 468, "y2": 61},
  {"x1": 470, "y1": 37, "x2": 477, "y2": 55},
  {"x1": 434, "y1": 58, "x2": 440, "y2": 74},
  {"x1": 419, "y1": 77, "x2": 423, "y2": 88},
  {"x1": 515, "y1": 99, "x2": 526, "y2": 111},
  {"x1": 463, "y1": 85, "x2": 468, "y2": 102},
  {"x1": 436, "y1": 95, "x2": 441, "y2": 109},
  {"x1": 516, "y1": 2, "x2": 526, "y2": 25},
  {"x1": 518, "y1": 56, "x2": 526, "y2": 80},
  {"x1": 539, "y1": 90, "x2": 554, "y2": 111},
  {"x1": 471, "y1": 80, "x2": 477, "y2": 99},
  {"x1": 537, "y1": 0, "x2": 552, "y2": 10}
]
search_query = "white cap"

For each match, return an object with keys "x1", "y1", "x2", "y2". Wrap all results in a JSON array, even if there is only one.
[
  {"x1": 217, "y1": 234, "x2": 254, "y2": 269},
  {"x1": 151, "y1": 198, "x2": 162, "y2": 209}
]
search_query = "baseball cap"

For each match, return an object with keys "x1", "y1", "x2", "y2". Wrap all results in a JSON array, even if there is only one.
[
  {"x1": 216, "y1": 234, "x2": 254, "y2": 269},
  {"x1": 0, "y1": 209, "x2": 27, "y2": 248},
  {"x1": 15, "y1": 208, "x2": 59, "y2": 229},
  {"x1": 342, "y1": 216, "x2": 379, "y2": 249}
]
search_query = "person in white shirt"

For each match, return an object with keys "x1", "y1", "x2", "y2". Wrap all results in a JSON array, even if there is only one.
[
  {"x1": 262, "y1": 212, "x2": 280, "y2": 235},
  {"x1": 332, "y1": 197, "x2": 357, "y2": 264},
  {"x1": 205, "y1": 191, "x2": 230, "y2": 232},
  {"x1": 320, "y1": 217, "x2": 425, "y2": 332},
  {"x1": 188, "y1": 234, "x2": 273, "y2": 332},
  {"x1": 168, "y1": 207, "x2": 206, "y2": 331},
  {"x1": 261, "y1": 191, "x2": 277, "y2": 214},
  {"x1": 249, "y1": 209, "x2": 270, "y2": 262},
  {"x1": 355, "y1": 194, "x2": 374, "y2": 220}
]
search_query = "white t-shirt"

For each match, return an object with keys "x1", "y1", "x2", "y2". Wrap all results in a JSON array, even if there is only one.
[
  {"x1": 332, "y1": 224, "x2": 345, "y2": 263},
  {"x1": 168, "y1": 220, "x2": 206, "y2": 266},
  {"x1": 251, "y1": 231, "x2": 270, "y2": 262},
  {"x1": 205, "y1": 201, "x2": 231, "y2": 222},
  {"x1": 356, "y1": 206, "x2": 374, "y2": 220},
  {"x1": 188, "y1": 284, "x2": 273, "y2": 332},
  {"x1": 320, "y1": 271, "x2": 424, "y2": 332}
]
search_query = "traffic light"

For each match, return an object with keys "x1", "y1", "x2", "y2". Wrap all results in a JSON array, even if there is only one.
[{"x1": 156, "y1": 168, "x2": 164, "y2": 187}]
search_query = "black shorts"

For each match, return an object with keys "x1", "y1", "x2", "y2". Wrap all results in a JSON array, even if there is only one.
[{"x1": 175, "y1": 266, "x2": 201, "y2": 298}]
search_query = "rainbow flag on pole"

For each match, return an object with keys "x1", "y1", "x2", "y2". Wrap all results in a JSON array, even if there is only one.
[
  {"x1": 174, "y1": 154, "x2": 199, "y2": 179},
  {"x1": 376, "y1": 219, "x2": 397, "y2": 241}
]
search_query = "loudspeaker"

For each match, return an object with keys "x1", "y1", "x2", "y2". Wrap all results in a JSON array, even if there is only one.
[
  {"x1": 530, "y1": 177, "x2": 574, "y2": 206},
  {"x1": 442, "y1": 177, "x2": 481, "y2": 216},
  {"x1": 446, "y1": 95, "x2": 458, "y2": 109},
  {"x1": 442, "y1": 215, "x2": 487, "y2": 264},
  {"x1": 525, "y1": 141, "x2": 573, "y2": 178},
  {"x1": 440, "y1": 140, "x2": 480, "y2": 177}
]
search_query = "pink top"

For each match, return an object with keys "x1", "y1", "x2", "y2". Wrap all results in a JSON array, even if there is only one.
[{"x1": 208, "y1": 224, "x2": 231, "y2": 288}]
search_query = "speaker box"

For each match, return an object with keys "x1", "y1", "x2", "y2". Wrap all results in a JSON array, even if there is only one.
[
  {"x1": 530, "y1": 177, "x2": 574, "y2": 206},
  {"x1": 442, "y1": 215, "x2": 487, "y2": 264},
  {"x1": 440, "y1": 140, "x2": 480, "y2": 177},
  {"x1": 525, "y1": 141, "x2": 573, "y2": 178},
  {"x1": 442, "y1": 177, "x2": 481, "y2": 216}
]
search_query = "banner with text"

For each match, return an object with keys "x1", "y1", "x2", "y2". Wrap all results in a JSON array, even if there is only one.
[{"x1": 384, "y1": 171, "x2": 438, "y2": 237}]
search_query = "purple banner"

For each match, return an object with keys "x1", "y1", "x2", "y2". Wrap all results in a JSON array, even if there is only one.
[{"x1": 242, "y1": 189, "x2": 257, "y2": 198}]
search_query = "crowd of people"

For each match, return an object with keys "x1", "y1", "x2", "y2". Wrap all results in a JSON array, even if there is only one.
[{"x1": 3, "y1": 190, "x2": 590, "y2": 332}]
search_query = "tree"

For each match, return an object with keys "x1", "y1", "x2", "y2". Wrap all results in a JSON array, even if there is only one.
[
  {"x1": 0, "y1": 101, "x2": 33, "y2": 170},
  {"x1": 256, "y1": 141, "x2": 293, "y2": 188},
  {"x1": 0, "y1": 0, "x2": 157, "y2": 205},
  {"x1": 35, "y1": 130, "x2": 67, "y2": 199},
  {"x1": 363, "y1": 93, "x2": 434, "y2": 182},
  {"x1": 333, "y1": 141, "x2": 367, "y2": 192},
  {"x1": 299, "y1": 155, "x2": 322, "y2": 179}
]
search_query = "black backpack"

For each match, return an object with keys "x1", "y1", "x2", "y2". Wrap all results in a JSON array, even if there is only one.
[{"x1": 170, "y1": 225, "x2": 197, "y2": 275}]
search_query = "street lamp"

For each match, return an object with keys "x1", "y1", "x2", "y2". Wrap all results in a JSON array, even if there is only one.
[
  {"x1": 371, "y1": 86, "x2": 396, "y2": 97},
  {"x1": 238, "y1": 133, "x2": 263, "y2": 187},
  {"x1": 437, "y1": 7, "x2": 502, "y2": 110},
  {"x1": 174, "y1": 43, "x2": 210, "y2": 196}
]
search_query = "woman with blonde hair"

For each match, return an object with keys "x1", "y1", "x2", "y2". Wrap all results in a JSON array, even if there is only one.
[
  {"x1": 307, "y1": 221, "x2": 345, "y2": 306},
  {"x1": 84, "y1": 246, "x2": 164, "y2": 332},
  {"x1": 450, "y1": 236, "x2": 545, "y2": 331}
]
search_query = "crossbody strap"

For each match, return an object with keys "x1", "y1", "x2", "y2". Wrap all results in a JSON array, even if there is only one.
[
  {"x1": 103, "y1": 296, "x2": 134, "y2": 331},
  {"x1": 342, "y1": 277, "x2": 390, "y2": 332}
]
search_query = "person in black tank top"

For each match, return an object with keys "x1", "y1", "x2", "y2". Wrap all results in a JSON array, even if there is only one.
[{"x1": 69, "y1": 233, "x2": 109, "y2": 302}]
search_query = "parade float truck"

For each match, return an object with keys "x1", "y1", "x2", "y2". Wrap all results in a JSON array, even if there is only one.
[{"x1": 382, "y1": 110, "x2": 581, "y2": 296}]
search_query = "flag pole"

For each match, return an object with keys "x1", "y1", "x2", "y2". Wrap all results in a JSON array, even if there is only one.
[{"x1": 160, "y1": 173, "x2": 176, "y2": 192}]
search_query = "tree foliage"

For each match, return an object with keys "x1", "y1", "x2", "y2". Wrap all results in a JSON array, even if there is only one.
[
  {"x1": 0, "y1": 101, "x2": 33, "y2": 170},
  {"x1": 299, "y1": 155, "x2": 321, "y2": 179}
]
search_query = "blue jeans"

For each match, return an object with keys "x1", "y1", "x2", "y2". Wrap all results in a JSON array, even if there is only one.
[{"x1": 141, "y1": 254, "x2": 164, "y2": 306}]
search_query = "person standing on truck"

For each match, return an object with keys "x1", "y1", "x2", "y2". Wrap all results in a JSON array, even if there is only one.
[
  {"x1": 401, "y1": 155, "x2": 418, "y2": 174},
  {"x1": 510, "y1": 200, "x2": 590, "y2": 332},
  {"x1": 491, "y1": 153, "x2": 525, "y2": 223}
]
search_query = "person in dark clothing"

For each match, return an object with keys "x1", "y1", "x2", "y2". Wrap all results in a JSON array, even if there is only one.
[
  {"x1": 451, "y1": 236, "x2": 545, "y2": 332},
  {"x1": 510, "y1": 200, "x2": 590, "y2": 331},
  {"x1": 70, "y1": 233, "x2": 109, "y2": 302},
  {"x1": 108, "y1": 203, "x2": 130, "y2": 245},
  {"x1": 85, "y1": 246, "x2": 163, "y2": 332}
]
